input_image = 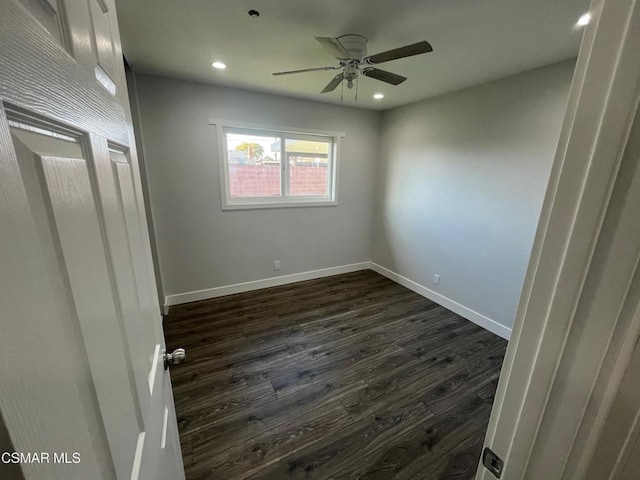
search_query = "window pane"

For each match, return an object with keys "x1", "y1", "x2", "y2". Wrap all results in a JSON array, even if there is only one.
[
  {"x1": 285, "y1": 138, "x2": 330, "y2": 196},
  {"x1": 226, "y1": 132, "x2": 281, "y2": 198}
]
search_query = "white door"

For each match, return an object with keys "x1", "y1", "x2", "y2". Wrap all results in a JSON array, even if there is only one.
[{"x1": 0, "y1": 1, "x2": 184, "y2": 479}]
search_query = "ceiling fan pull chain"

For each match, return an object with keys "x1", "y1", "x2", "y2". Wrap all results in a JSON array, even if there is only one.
[
  {"x1": 355, "y1": 72, "x2": 359, "y2": 101},
  {"x1": 341, "y1": 78, "x2": 344, "y2": 104}
]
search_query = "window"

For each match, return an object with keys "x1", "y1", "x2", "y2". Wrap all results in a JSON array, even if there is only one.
[{"x1": 211, "y1": 120, "x2": 342, "y2": 209}]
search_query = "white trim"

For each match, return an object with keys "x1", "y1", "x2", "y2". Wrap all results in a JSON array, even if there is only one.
[
  {"x1": 129, "y1": 432, "x2": 146, "y2": 480},
  {"x1": 369, "y1": 262, "x2": 511, "y2": 340},
  {"x1": 95, "y1": 65, "x2": 117, "y2": 96},
  {"x1": 164, "y1": 261, "x2": 511, "y2": 340},
  {"x1": 160, "y1": 406, "x2": 169, "y2": 450},
  {"x1": 164, "y1": 262, "x2": 370, "y2": 307},
  {"x1": 216, "y1": 120, "x2": 228, "y2": 209},
  {"x1": 221, "y1": 200, "x2": 338, "y2": 211},
  {"x1": 332, "y1": 136, "x2": 341, "y2": 205},
  {"x1": 208, "y1": 118, "x2": 346, "y2": 138},
  {"x1": 212, "y1": 120, "x2": 340, "y2": 210},
  {"x1": 147, "y1": 343, "x2": 161, "y2": 395}
]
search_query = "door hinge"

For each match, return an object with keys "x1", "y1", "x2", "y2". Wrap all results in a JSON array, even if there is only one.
[{"x1": 482, "y1": 447, "x2": 504, "y2": 478}]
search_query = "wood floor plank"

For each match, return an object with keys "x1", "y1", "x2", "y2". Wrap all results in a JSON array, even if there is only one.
[
  {"x1": 407, "y1": 428, "x2": 487, "y2": 480},
  {"x1": 328, "y1": 381, "x2": 497, "y2": 480},
  {"x1": 188, "y1": 401, "x2": 353, "y2": 480},
  {"x1": 189, "y1": 378, "x2": 367, "y2": 456},
  {"x1": 269, "y1": 340, "x2": 403, "y2": 398},
  {"x1": 340, "y1": 333, "x2": 503, "y2": 422},
  {"x1": 245, "y1": 399, "x2": 434, "y2": 480},
  {"x1": 171, "y1": 365, "x2": 246, "y2": 394},
  {"x1": 164, "y1": 270, "x2": 507, "y2": 480},
  {"x1": 176, "y1": 380, "x2": 277, "y2": 436}
]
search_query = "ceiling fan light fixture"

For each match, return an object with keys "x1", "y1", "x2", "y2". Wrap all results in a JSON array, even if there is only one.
[
  {"x1": 373, "y1": 93, "x2": 384, "y2": 99},
  {"x1": 211, "y1": 61, "x2": 226, "y2": 69}
]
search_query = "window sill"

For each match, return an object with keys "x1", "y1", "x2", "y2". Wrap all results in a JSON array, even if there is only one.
[{"x1": 222, "y1": 199, "x2": 338, "y2": 211}]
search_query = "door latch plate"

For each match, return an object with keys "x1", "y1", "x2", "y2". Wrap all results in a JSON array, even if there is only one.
[{"x1": 482, "y1": 447, "x2": 504, "y2": 478}]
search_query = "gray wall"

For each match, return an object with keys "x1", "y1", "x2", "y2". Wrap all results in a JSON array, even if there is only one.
[
  {"x1": 371, "y1": 60, "x2": 575, "y2": 331},
  {"x1": 133, "y1": 74, "x2": 380, "y2": 299}
]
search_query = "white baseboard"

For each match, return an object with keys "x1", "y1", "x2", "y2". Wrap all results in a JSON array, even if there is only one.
[
  {"x1": 369, "y1": 262, "x2": 512, "y2": 340},
  {"x1": 164, "y1": 260, "x2": 511, "y2": 340},
  {"x1": 164, "y1": 262, "x2": 371, "y2": 308}
]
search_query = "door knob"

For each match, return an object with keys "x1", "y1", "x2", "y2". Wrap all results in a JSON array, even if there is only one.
[{"x1": 163, "y1": 348, "x2": 186, "y2": 370}]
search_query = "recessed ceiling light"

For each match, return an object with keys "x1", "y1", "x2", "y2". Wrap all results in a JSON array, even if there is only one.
[
  {"x1": 577, "y1": 13, "x2": 591, "y2": 26},
  {"x1": 373, "y1": 93, "x2": 384, "y2": 100},
  {"x1": 211, "y1": 61, "x2": 226, "y2": 69}
]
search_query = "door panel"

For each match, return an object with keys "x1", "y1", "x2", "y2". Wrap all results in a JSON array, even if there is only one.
[
  {"x1": 0, "y1": 1, "x2": 128, "y2": 145},
  {"x1": 91, "y1": 136, "x2": 152, "y2": 419},
  {"x1": 139, "y1": 353, "x2": 185, "y2": 480},
  {"x1": 17, "y1": 0, "x2": 68, "y2": 50},
  {"x1": 88, "y1": 0, "x2": 118, "y2": 96},
  {"x1": 0, "y1": 107, "x2": 109, "y2": 480},
  {"x1": 157, "y1": 380, "x2": 184, "y2": 480},
  {"x1": 10, "y1": 123, "x2": 142, "y2": 479},
  {"x1": 0, "y1": 0, "x2": 184, "y2": 478},
  {"x1": 110, "y1": 149, "x2": 161, "y2": 340}
]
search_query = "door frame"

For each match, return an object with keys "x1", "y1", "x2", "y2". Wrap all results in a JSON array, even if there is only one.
[{"x1": 477, "y1": 0, "x2": 640, "y2": 478}]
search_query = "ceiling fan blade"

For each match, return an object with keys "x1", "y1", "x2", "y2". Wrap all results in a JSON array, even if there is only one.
[
  {"x1": 364, "y1": 41, "x2": 433, "y2": 64},
  {"x1": 273, "y1": 66, "x2": 340, "y2": 76},
  {"x1": 315, "y1": 36, "x2": 351, "y2": 60},
  {"x1": 321, "y1": 73, "x2": 345, "y2": 93},
  {"x1": 361, "y1": 67, "x2": 407, "y2": 86}
]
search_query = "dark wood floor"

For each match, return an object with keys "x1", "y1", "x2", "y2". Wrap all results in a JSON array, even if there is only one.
[{"x1": 165, "y1": 270, "x2": 507, "y2": 480}]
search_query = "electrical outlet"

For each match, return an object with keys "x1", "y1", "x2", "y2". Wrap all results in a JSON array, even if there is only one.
[
  {"x1": 274, "y1": 260, "x2": 281, "y2": 271},
  {"x1": 433, "y1": 274, "x2": 440, "y2": 286}
]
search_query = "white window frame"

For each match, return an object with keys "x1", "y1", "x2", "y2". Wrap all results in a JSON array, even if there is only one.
[{"x1": 209, "y1": 119, "x2": 344, "y2": 210}]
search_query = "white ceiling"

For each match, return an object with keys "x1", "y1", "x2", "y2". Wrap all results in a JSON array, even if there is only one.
[{"x1": 115, "y1": 0, "x2": 590, "y2": 110}]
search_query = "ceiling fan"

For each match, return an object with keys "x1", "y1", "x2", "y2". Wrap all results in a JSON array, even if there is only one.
[{"x1": 272, "y1": 34, "x2": 433, "y2": 98}]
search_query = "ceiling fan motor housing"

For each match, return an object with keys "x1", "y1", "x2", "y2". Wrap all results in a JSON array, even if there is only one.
[{"x1": 337, "y1": 34, "x2": 368, "y2": 61}]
